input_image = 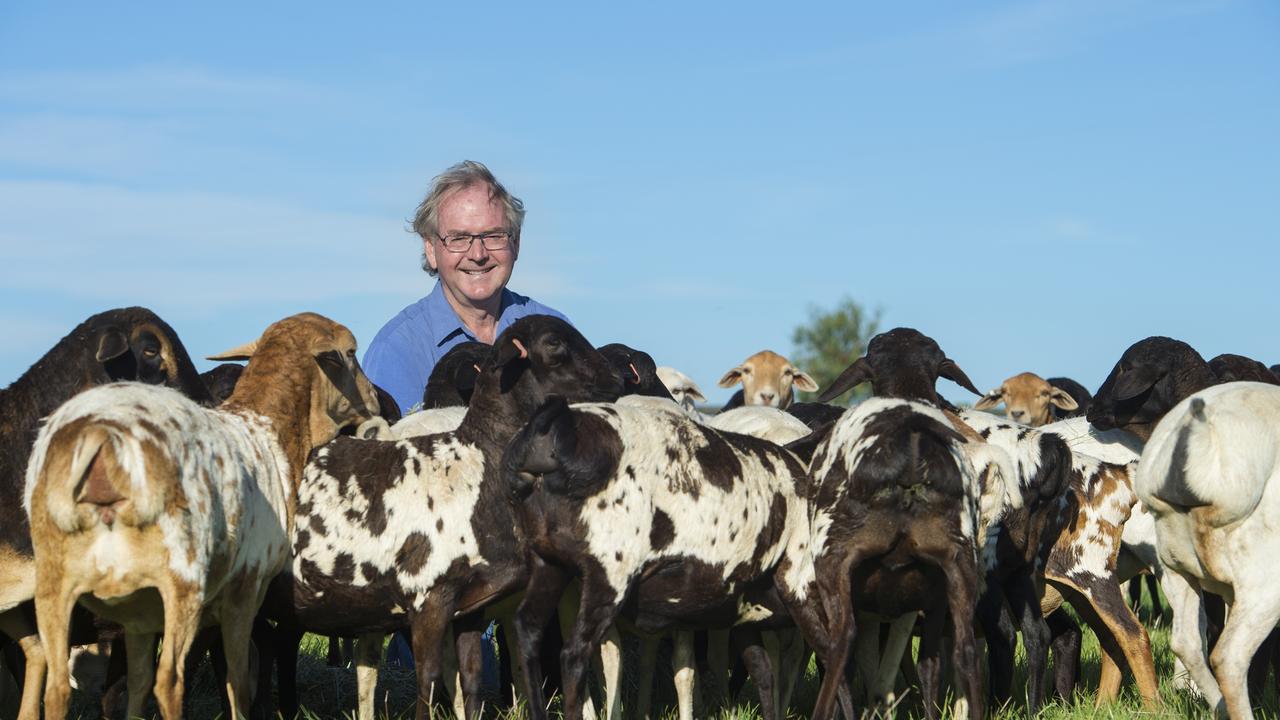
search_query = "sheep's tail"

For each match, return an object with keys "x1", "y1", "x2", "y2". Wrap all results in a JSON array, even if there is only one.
[
  {"x1": 29, "y1": 421, "x2": 169, "y2": 534},
  {"x1": 1148, "y1": 396, "x2": 1268, "y2": 527}
]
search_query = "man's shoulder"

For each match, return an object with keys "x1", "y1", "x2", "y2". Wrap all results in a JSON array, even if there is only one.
[{"x1": 503, "y1": 289, "x2": 570, "y2": 323}]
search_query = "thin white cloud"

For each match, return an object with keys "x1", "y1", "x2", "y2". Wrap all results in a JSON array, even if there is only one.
[
  {"x1": 0, "y1": 64, "x2": 331, "y2": 111},
  {"x1": 0, "y1": 179, "x2": 424, "y2": 304}
]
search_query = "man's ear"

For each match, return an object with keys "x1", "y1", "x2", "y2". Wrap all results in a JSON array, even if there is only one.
[{"x1": 422, "y1": 236, "x2": 438, "y2": 272}]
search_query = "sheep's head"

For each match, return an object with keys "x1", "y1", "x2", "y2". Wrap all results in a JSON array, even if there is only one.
[
  {"x1": 1208, "y1": 354, "x2": 1280, "y2": 385},
  {"x1": 476, "y1": 315, "x2": 624, "y2": 420},
  {"x1": 1087, "y1": 336, "x2": 1216, "y2": 442},
  {"x1": 656, "y1": 366, "x2": 706, "y2": 411},
  {"x1": 817, "y1": 328, "x2": 980, "y2": 408},
  {"x1": 210, "y1": 312, "x2": 379, "y2": 446},
  {"x1": 86, "y1": 307, "x2": 212, "y2": 404},
  {"x1": 597, "y1": 343, "x2": 673, "y2": 400},
  {"x1": 718, "y1": 350, "x2": 817, "y2": 409},
  {"x1": 974, "y1": 372, "x2": 1077, "y2": 426},
  {"x1": 424, "y1": 341, "x2": 489, "y2": 408}
]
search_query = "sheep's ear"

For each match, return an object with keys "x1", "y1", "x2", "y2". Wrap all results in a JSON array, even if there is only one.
[
  {"x1": 687, "y1": 386, "x2": 707, "y2": 403},
  {"x1": 207, "y1": 340, "x2": 258, "y2": 362},
  {"x1": 817, "y1": 357, "x2": 873, "y2": 403},
  {"x1": 792, "y1": 370, "x2": 820, "y2": 393},
  {"x1": 94, "y1": 329, "x2": 130, "y2": 362},
  {"x1": 939, "y1": 358, "x2": 982, "y2": 396},
  {"x1": 973, "y1": 389, "x2": 1005, "y2": 410},
  {"x1": 1048, "y1": 388, "x2": 1079, "y2": 411},
  {"x1": 718, "y1": 367, "x2": 745, "y2": 388},
  {"x1": 1113, "y1": 366, "x2": 1162, "y2": 402},
  {"x1": 493, "y1": 335, "x2": 529, "y2": 369}
]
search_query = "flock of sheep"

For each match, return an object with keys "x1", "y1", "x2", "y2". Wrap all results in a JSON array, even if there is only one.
[{"x1": 2, "y1": 305, "x2": 1280, "y2": 720}]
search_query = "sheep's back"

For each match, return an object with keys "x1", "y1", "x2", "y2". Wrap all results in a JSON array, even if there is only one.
[
  {"x1": 293, "y1": 432, "x2": 487, "y2": 603},
  {"x1": 25, "y1": 382, "x2": 292, "y2": 590},
  {"x1": 569, "y1": 403, "x2": 810, "y2": 598}
]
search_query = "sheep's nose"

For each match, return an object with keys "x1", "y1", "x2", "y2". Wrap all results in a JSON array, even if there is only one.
[
  {"x1": 1011, "y1": 410, "x2": 1026, "y2": 421},
  {"x1": 759, "y1": 392, "x2": 776, "y2": 405}
]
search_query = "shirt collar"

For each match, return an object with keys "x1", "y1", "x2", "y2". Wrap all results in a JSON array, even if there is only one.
[{"x1": 426, "y1": 282, "x2": 513, "y2": 348}]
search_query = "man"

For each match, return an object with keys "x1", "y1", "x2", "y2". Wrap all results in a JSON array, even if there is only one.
[
  {"x1": 363, "y1": 160, "x2": 568, "y2": 680},
  {"x1": 364, "y1": 160, "x2": 569, "y2": 413}
]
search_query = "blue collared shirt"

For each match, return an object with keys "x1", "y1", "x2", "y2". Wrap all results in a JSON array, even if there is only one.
[{"x1": 363, "y1": 281, "x2": 570, "y2": 414}]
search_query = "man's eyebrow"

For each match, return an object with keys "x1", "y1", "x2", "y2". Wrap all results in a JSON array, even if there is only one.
[{"x1": 440, "y1": 226, "x2": 509, "y2": 236}]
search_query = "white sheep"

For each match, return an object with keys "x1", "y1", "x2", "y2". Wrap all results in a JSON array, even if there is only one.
[
  {"x1": 1137, "y1": 381, "x2": 1280, "y2": 720},
  {"x1": 655, "y1": 366, "x2": 707, "y2": 412}
]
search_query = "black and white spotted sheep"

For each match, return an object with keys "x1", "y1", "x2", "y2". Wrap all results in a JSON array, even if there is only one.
[
  {"x1": 262, "y1": 314, "x2": 625, "y2": 720},
  {"x1": 805, "y1": 397, "x2": 993, "y2": 720},
  {"x1": 961, "y1": 409, "x2": 1160, "y2": 710},
  {"x1": 503, "y1": 397, "x2": 832, "y2": 720}
]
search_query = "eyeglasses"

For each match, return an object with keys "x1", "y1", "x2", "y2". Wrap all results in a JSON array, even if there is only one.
[{"x1": 436, "y1": 231, "x2": 512, "y2": 253}]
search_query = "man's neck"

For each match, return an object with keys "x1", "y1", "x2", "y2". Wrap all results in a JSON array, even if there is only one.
[{"x1": 441, "y1": 286, "x2": 503, "y2": 344}]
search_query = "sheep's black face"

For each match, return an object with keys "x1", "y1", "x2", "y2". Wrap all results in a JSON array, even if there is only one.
[
  {"x1": 83, "y1": 308, "x2": 213, "y2": 405},
  {"x1": 200, "y1": 363, "x2": 245, "y2": 404},
  {"x1": 489, "y1": 315, "x2": 624, "y2": 418},
  {"x1": 597, "y1": 343, "x2": 672, "y2": 400},
  {"x1": 820, "y1": 328, "x2": 979, "y2": 407},
  {"x1": 1088, "y1": 336, "x2": 1215, "y2": 441},
  {"x1": 425, "y1": 341, "x2": 489, "y2": 408},
  {"x1": 1208, "y1": 354, "x2": 1280, "y2": 385}
]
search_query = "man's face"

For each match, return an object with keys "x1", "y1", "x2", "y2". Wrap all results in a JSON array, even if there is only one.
[{"x1": 424, "y1": 183, "x2": 519, "y2": 310}]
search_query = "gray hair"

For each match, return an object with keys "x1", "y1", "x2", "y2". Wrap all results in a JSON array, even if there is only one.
[{"x1": 412, "y1": 160, "x2": 526, "y2": 276}]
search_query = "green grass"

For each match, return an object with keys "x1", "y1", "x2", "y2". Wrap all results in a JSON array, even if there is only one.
[{"x1": 41, "y1": 598, "x2": 1280, "y2": 718}]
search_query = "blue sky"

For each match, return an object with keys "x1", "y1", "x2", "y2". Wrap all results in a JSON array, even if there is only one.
[{"x1": 2, "y1": 1, "x2": 1277, "y2": 405}]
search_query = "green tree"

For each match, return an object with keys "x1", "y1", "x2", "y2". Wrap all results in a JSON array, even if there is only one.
[{"x1": 791, "y1": 297, "x2": 882, "y2": 404}]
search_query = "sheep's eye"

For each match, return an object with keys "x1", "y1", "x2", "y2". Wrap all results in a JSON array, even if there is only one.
[{"x1": 142, "y1": 347, "x2": 159, "y2": 359}]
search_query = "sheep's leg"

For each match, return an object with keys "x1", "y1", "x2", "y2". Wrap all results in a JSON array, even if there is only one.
[
  {"x1": 598, "y1": 625, "x2": 622, "y2": 720},
  {"x1": 409, "y1": 604, "x2": 455, "y2": 720},
  {"x1": 915, "y1": 611, "x2": 946, "y2": 720},
  {"x1": 1008, "y1": 572, "x2": 1050, "y2": 713},
  {"x1": 219, "y1": 607, "x2": 258, "y2": 720},
  {"x1": 1162, "y1": 571, "x2": 1222, "y2": 712},
  {"x1": 737, "y1": 630, "x2": 776, "y2": 720},
  {"x1": 512, "y1": 559, "x2": 571, "y2": 720},
  {"x1": 153, "y1": 583, "x2": 203, "y2": 720},
  {"x1": 1212, "y1": 591, "x2": 1280, "y2": 720},
  {"x1": 120, "y1": 631, "x2": 158, "y2": 719},
  {"x1": 557, "y1": 590, "x2": 604, "y2": 720},
  {"x1": 1049, "y1": 573, "x2": 1160, "y2": 707},
  {"x1": 705, "y1": 628, "x2": 731, "y2": 707},
  {"x1": 34, "y1": 575, "x2": 78, "y2": 720},
  {"x1": 354, "y1": 632, "x2": 385, "y2": 720},
  {"x1": 673, "y1": 630, "x2": 696, "y2": 720},
  {"x1": 872, "y1": 612, "x2": 916, "y2": 708},
  {"x1": 438, "y1": 624, "x2": 464, "y2": 720},
  {"x1": 561, "y1": 570, "x2": 624, "y2": 720},
  {"x1": 1046, "y1": 608, "x2": 1082, "y2": 699},
  {"x1": 943, "y1": 558, "x2": 983, "y2": 720},
  {"x1": 274, "y1": 624, "x2": 305, "y2": 718},
  {"x1": 454, "y1": 618, "x2": 486, "y2": 720},
  {"x1": 777, "y1": 629, "x2": 806, "y2": 715},
  {"x1": 0, "y1": 607, "x2": 45, "y2": 720},
  {"x1": 852, "y1": 612, "x2": 881, "y2": 702},
  {"x1": 810, "y1": 551, "x2": 860, "y2": 720},
  {"x1": 635, "y1": 634, "x2": 659, "y2": 720},
  {"x1": 975, "y1": 584, "x2": 1016, "y2": 705}
]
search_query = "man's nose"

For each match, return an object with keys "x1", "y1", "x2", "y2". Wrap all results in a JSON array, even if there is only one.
[{"x1": 466, "y1": 237, "x2": 490, "y2": 260}]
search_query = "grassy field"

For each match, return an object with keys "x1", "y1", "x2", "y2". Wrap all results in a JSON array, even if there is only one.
[{"x1": 43, "y1": 597, "x2": 1280, "y2": 719}]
